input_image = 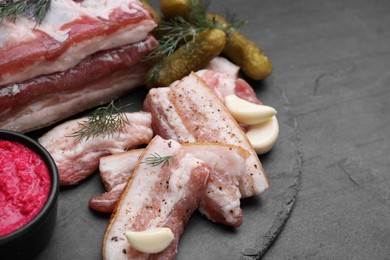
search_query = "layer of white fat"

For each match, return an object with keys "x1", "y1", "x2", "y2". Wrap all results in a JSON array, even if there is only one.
[
  {"x1": 172, "y1": 74, "x2": 269, "y2": 197},
  {"x1": 39, "y1": 0, "x2": 80, "y2": 41},
  {"x1": 0, "y1": 18, "x2": 37, "y2": 48},
  {"x1": 81, "y1": 0, "x2": 148, "y2": 19},
  {"x1": 39, "y1": 112, "x2": 152, "y2": 167},
  {"x1": 196, "y1": 70, "x2": 237, "y2": 102},
  {"x1": 149, "y1": 88, "x2": 197, "y2": 142},
  {"x1": 206, "y1": 183, "x2": 241, "y2": 224},
  {"x1": 104, "y1": 137, "x2": 203, "y2": 260},
  {"x1": 0, "y1": 0, "x2": 148, "y2": 44},
  {"x1": 1, "y1": 71, "x2": 145, "y2": 133},
  {"x1": 0, "y1": 0, "x2": 156, "y2": 86},
  {"x1": 184, "y1": 144, "x2": 244, "y2": 222},
  {"x1": 100, "y1": 150, "x2": 143, "y2": 188},
  {"x1": 183, "y1": 144, "x2": 246, "y2": 180},
  {"x1": 204, "y1": 57, "x2": 240, "y2": 79}
]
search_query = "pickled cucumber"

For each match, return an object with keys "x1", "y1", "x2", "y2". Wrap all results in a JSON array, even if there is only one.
[
  {"x1": 160, "y1": 0, "x2": 190, "y2": 19},
  {"x1": 207, "y1": 13, "x2": 272, "y2": 80},
  {"x1": 146, "y1": 28, "x2": 226, "y2": 88}
]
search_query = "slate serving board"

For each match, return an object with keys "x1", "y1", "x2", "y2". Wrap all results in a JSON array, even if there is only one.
[
  {"x1": 32, "y1": 80, "x2": 300, "y2": 259},
  {"x1": 31, "y1": 0, "x2": 304, "y2": 259}
]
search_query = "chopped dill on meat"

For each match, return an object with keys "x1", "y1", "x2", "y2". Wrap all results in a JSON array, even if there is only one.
[
  {"x1": 142, "y1": 153, "x2": 175, "y2": 167},
  {"x1": 69, "y1": 101, "x2": 130, "y2": 142}
]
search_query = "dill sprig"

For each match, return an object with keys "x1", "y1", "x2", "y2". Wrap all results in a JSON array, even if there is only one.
[
  {"x1": 69, "y1": 101, "x2": 130, "y2": 142},
  {"x1": 145, "y1": 17, "x2": 204, "y2": 61},
  {"x1": 142, "y1": 153, "x2": 175, "y2": 167},
  {"x1": 0, "y1": 0, "x2": 51, "y2": 25}
]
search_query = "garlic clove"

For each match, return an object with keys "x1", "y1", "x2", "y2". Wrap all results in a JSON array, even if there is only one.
[
  {"x1": 246, "y1": 116, "x2": 279, "y2": 154},
  {"x1": 224, "y1": 94, "x2": 277, "y2": 125},
  {"x1": 125, "y1": 227, "x2": 174, "y2": 254}
]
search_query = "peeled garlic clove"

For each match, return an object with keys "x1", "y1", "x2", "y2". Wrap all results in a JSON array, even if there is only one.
[
  {"x1": 246, "y1": 116, "x2": 279, "y2": 154},
  {"x1": 125, "y1": 227, "x2": 174, "y2": 254},
  {"x1": 224, "y1": 94, "x2": 277, "y2": 125}
]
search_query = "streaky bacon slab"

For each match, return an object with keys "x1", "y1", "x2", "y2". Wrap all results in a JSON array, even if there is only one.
[
  {"x1": 0, "y1": 0, "x2": 157, "y2": 85},
  {"x1": 0, "y1": 35, "x2": 158, "y2": 133},
  {"x1": 103, "y1": 136, "x2": 210, "y2": 260},
  {"x1": 143, "y1": 73, "x2": 269, "y2": 198},
  {"x1": 38, "y1": 112, "x2": 153, "y2": 186}
]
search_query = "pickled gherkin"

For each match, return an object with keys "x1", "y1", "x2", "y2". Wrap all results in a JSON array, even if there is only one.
[
  {"x1": 160, "y1": 0, "x2": 190, "y2": 19},
  {"x1": 146, "y1": 28, "x2": 226, "y2": 88},
  {"x1": 207, "y1": 13, "x2": 272, "y2": 80}
]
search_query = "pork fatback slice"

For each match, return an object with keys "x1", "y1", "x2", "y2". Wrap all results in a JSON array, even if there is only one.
[
  {"x1": 103, "y1": 136, "x2": 210, "y2": 260},
  {"x1": 38, "y1": 112, "x2": 153, "y2": 186},
  {"x1": 0, "y1": 0, "x2": 157, "y2": 85},
  {"x1": 143, "y1": 73, "x2": 269, "y2": 198},
  {"x1": 0, "y1": 36, "x2": 158, "y2": 133},
  {"x1": 100, "y1": 149, "x2": 144, "y2": 191},
  {"x1": 89, "y1": 149, "x2": 144, "y2": 213},
  {"x1": 90, "y1": 143, "x2": 249, "y2": 226},
  {"x1": 182, "y1": 143, "x2": 248, "y2": 227}
]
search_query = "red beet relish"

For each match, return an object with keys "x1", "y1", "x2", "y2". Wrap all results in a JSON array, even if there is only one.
[{"x1": 0, "y1": 140, "x2": 51, "y2": 236}]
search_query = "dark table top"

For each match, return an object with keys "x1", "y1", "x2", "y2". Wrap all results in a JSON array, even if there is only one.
[
  {"x1": 205, "y1": 0, "x2": 390, "y2": 259},
  {"x1": 32, "y1": 0, "x2": 390, "y2": 259}
]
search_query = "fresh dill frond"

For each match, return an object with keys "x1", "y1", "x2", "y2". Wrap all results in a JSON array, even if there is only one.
[
  {"x1": 142, "y1": 153, "x2": 175, "y2": 167},
  {"x1": 187, "y1": 0, "x2": 210, "y2": 22},
  {"x1": 145, "y1": 17, "x2": 203, "y2": 62},
  {"x1": 69, "y1": 101, "x2": 130, "y2": 142},
  {"x1": 0, "y1": 0, "x2": 28, "y2": 22},
  {"x1": 0, "y1": 0, "x2": 51, "y2": 25},
  {"x1": 224, "y1": 9, "x2": 248, "y2": 31},
  {"x1": 33, "y1": 0, "x2": 51, "y2": 25}
]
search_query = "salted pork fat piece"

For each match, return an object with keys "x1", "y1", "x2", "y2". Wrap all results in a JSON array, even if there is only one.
[
  {"x1": 0, "y1": 0, "x2": 158, "y2": 133},
  {"x1": 100, "y1": 149, "x2": 144, "y2": 191},
  {"x1": 197, "y1": 57, "x2": 261, "y2": 104},
  {"x1": 0, "y1": 36, "x2": 158, "y2": 133},
  {"x1": 103, "y1": 136, "x2": 210, "y2": 259},
  {"x1": 90, "y1": 143, "x2": 249, "y2": 226},
  {"x1": 143, "y1": 73, "x2": 269, "y2": 198},
  {"x1": 89, "y1": 149, "x2": 143, "y2": 213},
  {"x1": 183, "y1": 143, "x2": 248, "y2": 227},
  {"x1": 38, "y1": 112, "x2": 153, "y2": 186},
  {"x1": 0, "y1": 0, "x2": 157, "y2": 85}
]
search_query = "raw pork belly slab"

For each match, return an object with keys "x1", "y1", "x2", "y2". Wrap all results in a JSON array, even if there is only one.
[
  {"x1": 90, "y1": 143, "x2": 249, "y2": 226},
  {"x1": 103, "y1": 136, "x2": 210, "y2": 260},
  {"x1": 0, "y1": 0, "x2": 158, "y2": 133},
  {"x1": 0, "y1": 36, "x2": 158, "y2": 133},
  {"x1": 0, "y1": 0, "x2": 156, "y2": 85},
  {"x1": 39, "y1": 112, "x2": 153, "y2": 186},
  {"x1": 143, "y1": 73, "x2": 269, "y2": 198}
]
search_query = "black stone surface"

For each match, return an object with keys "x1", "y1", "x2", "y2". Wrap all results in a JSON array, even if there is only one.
[{"x1": 33, "y1": 0, "x2": 390, "y2": 259}]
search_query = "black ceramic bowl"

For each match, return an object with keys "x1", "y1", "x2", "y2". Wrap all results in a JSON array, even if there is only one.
[{"x1": 0, "y1": 130, "x2": 59, "y2": 260}]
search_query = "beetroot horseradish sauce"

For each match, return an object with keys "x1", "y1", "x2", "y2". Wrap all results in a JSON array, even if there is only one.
[{"x1": 0, "y1": 140, "x2": 51, "y2": 236}]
